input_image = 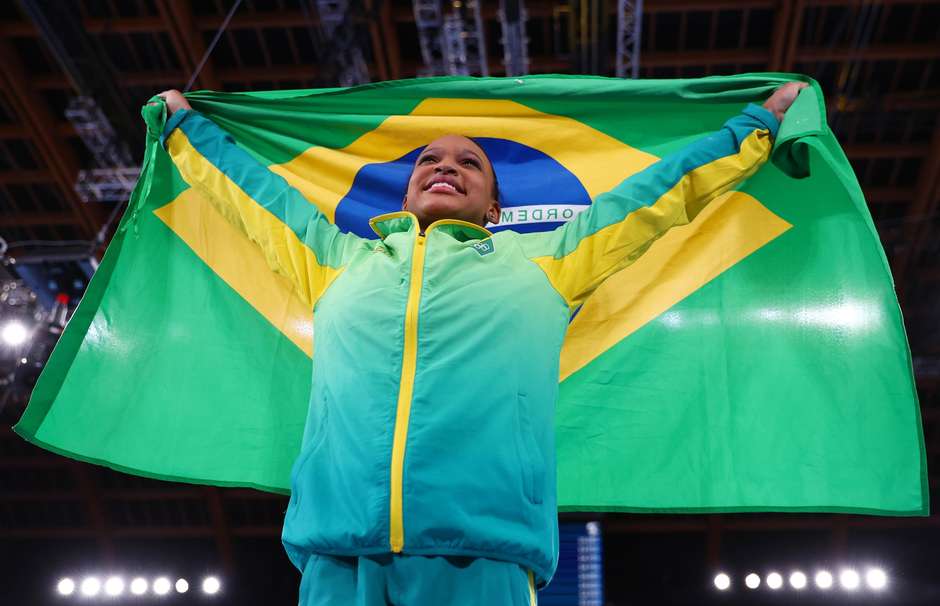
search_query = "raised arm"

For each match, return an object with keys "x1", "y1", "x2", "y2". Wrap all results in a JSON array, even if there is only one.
[
  {"x1": 157, "y1": 90, "x2": 370, "y2": 309},
  {"x1": 520, "y1": 82, "x2": 806, "y2": 311}
]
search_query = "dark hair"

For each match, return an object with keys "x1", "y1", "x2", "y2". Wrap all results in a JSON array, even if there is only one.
[{"x1": 471, "y1": 139, "x2": 501, "y2": 204}]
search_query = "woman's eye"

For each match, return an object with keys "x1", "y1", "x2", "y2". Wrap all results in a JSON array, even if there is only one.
[
  {"x1": 462, "y1": 159, "x2": 480, "y2": 168},
  {"x1": 419, "y1": 156, "x2": 435, "y2": 164}
]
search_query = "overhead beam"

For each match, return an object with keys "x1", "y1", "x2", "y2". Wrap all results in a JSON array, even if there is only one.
[
  {"x1": 0, "y1": 210, "x2": 75, "y2": 226},
  {"x1": 204, "y1": 487, "x2": 237, "y2": 577},
  {"x1": 768, "y1": 0, "x2": 792, "y2": 71},
  {"x1": 0, "y1": 525, "x2": 285, "y2": 539},
  {"x1": 637, "y1": 0, "x2": 772, "y2": 10},
  {"x1": 643, "y1": 48, "x2": 770, "y2": 67},
  {"x1": 880, "y1": 89, "x2": 940, "y2": 112},
  {"x1": 0, "y1": 122, "x2": 75, "y2": 139},
  {"x1": 1, "y1": 1, "x2": 778, "y2": 37},
  {"x1": 380, "y1": 0, "x2": 402, "y2": 80},
  {"x1": 796, "y1": 43, "x2": 940, "y2": 63},
  {"x1": 363, "y1": 0, "x2": 390, "y2": 81},
  {"x1": 381, "y1": 0, "x2": 401, "y2": 80},
  {"x1": 600, "y1": 513, "x2": 940, "y2": 534},
  {"x1": 156, "y1": 0, "x2": 222, "y2": 91},
  {"x1": 769, "y1": 0, "x2": 805, "y2": 71},
  {"x1": 893, "y1": 122, "x2": 940, "y2": 290},
  {"x1": 0, "y1": 38, "x2": 96, "y2": 238},
  {"x1": 3, "y1": 0, "x2": 937, "y2": 38},
  {"x1": 26, "y1": 51, "x2": 940, "y2": 92},
  {"x1": 0, "y1": 169, "x2": 55, "y2": 184},
  {"x1": 70, "y1": 463, "x2": 115, "y2": 563},
  {"x1": 33, "y1": 65, "x2": 331, "y2": 89},
  {"x1": 865, "y1": 187, "x2": 915, "y2": 204},
  {"x1": 393, "y1": 0, "x2": 775, "y2": 20},
  {"x1": 843, "y1": 143, "x2": 930, "y2": 159}
]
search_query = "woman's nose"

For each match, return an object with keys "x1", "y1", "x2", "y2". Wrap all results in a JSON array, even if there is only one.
[{"x1": 434, "y1": 163, "x2": 457, "y2": 175}]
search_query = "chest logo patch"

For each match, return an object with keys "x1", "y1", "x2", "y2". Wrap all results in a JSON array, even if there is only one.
[{"x1": 472, "y1": 239, "x2": 495, "y2": 256}]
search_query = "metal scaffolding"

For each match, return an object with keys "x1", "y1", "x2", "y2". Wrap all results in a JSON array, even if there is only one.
[
  {"x1": 498, "y1": 0, "x2": 529, "y2": 76},
  {"x1": 64, "y1": 97, "x2": 138, "y2": 204},
  {"x1": 413, "y1": 0, "x2": 488, "y2": 77},
  {"x1": 615, "y1": 0, "x2": 643, "y2": 78},
  {"x1": 314, "y1": 0, "x2": 371, "y2": 87}
]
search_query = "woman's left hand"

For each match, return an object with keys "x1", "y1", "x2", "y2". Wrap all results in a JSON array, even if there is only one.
[{"x1": 763, "y1": 81, "x2": 810, "y2": 122}]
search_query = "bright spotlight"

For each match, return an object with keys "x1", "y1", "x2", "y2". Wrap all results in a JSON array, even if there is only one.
[
  {"x1": 130, "y1": 577, "x2": 148, "y2": 595},
  {"x1": 104, "y1": 576, "x2": 124, "y2": 596},
  {"x1": 866, "y1": 568, "x2": 888, "y2": 590},
  {"x1": 744, "y1": 573, "x2": 760, "y2": 589},
  {"x1": 56, "y1": 578, "x2": 75, "y2": 596},
  {"x1": 815, "y1": 570, "x2": 834, "y2": 589},
  {"x1": 202, "y1": 576, "x2": 221, "y2": 595},
  {"x1": 790, "y1": 571, "x2": 807, "y2": 590},
  {"x1": 713, "y1": 573, "x2": 730, "y2": 591},
  {"x1": 766, "y1": 572, "x2": 783, "y2": 590},
  {"x1": 153, "y1": 577, "x2": 172, "y2": 595},
  {"x1": 175, "y1": 578, "x2": 190, "y2": 593},
  {"x1": 840, "y1": 569, "x2": 861, "y2": 591},
  {"x1": 1, "y1": 321, "x2": 28, "y2": 346},
  {"x1": 80, "y1": 577, "x2": 101, "y2": 597}
]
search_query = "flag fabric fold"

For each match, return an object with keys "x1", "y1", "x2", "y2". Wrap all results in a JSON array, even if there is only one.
[{"x1": 15, "y1": 73, "x2": 927, "y2": 515}]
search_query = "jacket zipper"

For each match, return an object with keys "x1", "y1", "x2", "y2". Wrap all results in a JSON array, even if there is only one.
[{"x1": 389, "y1": 231, "x2": 427, "y2": 552}]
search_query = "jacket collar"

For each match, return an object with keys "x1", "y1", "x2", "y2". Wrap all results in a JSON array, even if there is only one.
[{"x1": 369, "y1": 211, "x2": 493, "y2": 242}]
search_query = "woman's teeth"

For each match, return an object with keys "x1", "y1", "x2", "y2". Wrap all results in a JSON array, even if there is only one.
[{"x1": 429, "y1": 182, "x2": 459, "y2": 194}]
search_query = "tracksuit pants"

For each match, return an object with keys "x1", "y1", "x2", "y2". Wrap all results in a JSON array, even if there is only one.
[{"x1": 299, "y1": 553, "x2": 538, "y2": 605}]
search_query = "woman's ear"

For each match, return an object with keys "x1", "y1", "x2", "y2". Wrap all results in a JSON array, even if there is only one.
[
  {"x1": 486, "y1": 201, "x2": 500, "y2": 225},
  {"x1": 402, "y1": 195, "x2": 408, "y2": 211}
]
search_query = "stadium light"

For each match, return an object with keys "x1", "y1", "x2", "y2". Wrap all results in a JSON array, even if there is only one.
[
  {"x1": 130, "y1": 577, "x2": 148, "y2": 595},
  {"x1": 80, "y1": 577, "x2": 101, "y2": 597},
  {"x1": 1, "y1": 321, "x2": 29, "y2": 346},
  {"x1": 816, "y1": 570, "x2": 834, "y2": 589},
  {"x1": 713, "y1": 573, "x2": 730, "y2": 591},
  {"x1": 154, "y1": 577, "x2": 172, "y2": 595},
  {"x1": 766, "y1": 572, "x2": 783, "y2": 590},
  {"x1": 202, "y1": 576, "x2": 221, "y2": 595},
  {"x1": 104, "y1": 576, "x2": 124, "y2": 596},
  {"x1": 176, "y1": 578, "x2": 190, "y2": 593},
  {"x1": 56, "y1": 578, "x2": 75, "y2": 596},
  {"x1": 840, "y1": 568, "x2": 861, "y2": 591},
  {"x1": 790, "y1": 571, "x2": 807, "y2": 590},
  {"x1": 866, "y1": 568, "x2": 887, "y2": 590},
  {"x1": 744, "y1": 573, "x2": 760, "y2": 589}
]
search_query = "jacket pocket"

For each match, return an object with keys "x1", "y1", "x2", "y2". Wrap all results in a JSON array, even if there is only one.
[
  {"x1": 515, "y1": 392, "x2": 544, "y2": 505},
  {"x1": 291, "y1": 393, "x2": 330, "y2": 485}
]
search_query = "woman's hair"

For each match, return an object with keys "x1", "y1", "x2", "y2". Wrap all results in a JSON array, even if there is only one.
[{"x1": 470, "y1": 138, "x2": 501, "y2": 204}]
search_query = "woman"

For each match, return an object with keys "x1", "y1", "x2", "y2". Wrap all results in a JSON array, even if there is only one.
[{"x1": 158, "y1": 80, "x2": 806, "y2": 605}]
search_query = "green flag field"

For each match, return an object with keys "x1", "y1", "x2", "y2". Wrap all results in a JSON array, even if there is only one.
[{"x1": 14, "y1": 74, "x2": 927, "y2": 515}]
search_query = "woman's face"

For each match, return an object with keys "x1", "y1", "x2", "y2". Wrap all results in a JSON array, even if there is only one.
[{"x1": 403, "y1": 135, "x2": 500, "y2": 229}]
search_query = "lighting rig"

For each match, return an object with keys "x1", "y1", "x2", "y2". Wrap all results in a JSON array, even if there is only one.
[
  {"x1": 312, "y1": 0, "x2": 371, "y2": 86},
  {"x1": 0, "y1": 264, "x2": 72, "y2": 414},
  {"x1": 615, "y1": 0, "x2": 643, "y2": 78},
  {"x1": 713, "y1": 566, "x2": 890, "y2": 594},
  {"x1": 498, "y1": 0, "x2": 530, "y2": 77},
  {"x1": 413, "y1": 0, "x2": 489, "y2": 76},
  {"x1": 55, "y1": 574, "x2": 221, "y2": 599},
  {"x1": 65, "y1": 96, "x2": 140, "y2": 204}
]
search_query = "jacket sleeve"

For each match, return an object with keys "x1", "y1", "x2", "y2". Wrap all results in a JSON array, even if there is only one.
[
  {"x1": 161, "y1": 108, "x2": 369, "y2": 308},
  {"x1": 519, "y1": 103, "x2": 780, "y2": 310}
]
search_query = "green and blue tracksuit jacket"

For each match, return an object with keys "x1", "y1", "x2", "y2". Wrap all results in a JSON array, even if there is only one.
[{"x1": 162, "y1": 102, "x2": 779, "y2": 586}]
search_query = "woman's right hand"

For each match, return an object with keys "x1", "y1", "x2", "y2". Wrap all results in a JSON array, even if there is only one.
[{"x1": 157, "y1": 89, "x2": 192, "y2": 115}]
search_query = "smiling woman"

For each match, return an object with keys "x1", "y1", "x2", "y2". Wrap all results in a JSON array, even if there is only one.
[
  {"x1": 52, "y1": 82, "x2": 810, "y2": 606},
  {"x1": 402, "y1": 134, "x2": 502, "y2": 229}
]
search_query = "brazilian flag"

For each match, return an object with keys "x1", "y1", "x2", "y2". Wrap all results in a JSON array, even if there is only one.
[{"x1": 14, "y1": 74, "x2": 927, "y2": 515}]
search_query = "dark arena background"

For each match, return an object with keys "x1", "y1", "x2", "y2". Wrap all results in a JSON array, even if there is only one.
[{"x1": 1, "y1": 1, "x2": 938, "y2": 604}]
